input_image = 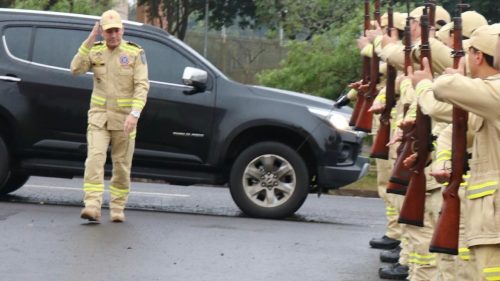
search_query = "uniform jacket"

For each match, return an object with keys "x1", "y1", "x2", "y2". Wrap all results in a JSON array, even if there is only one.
[
  {"x1": 434, "y1": 73, "x2": 500, "y2": 247},
  {"x1": 70, "y1": 40, "x2": 149, "y2": 130}
]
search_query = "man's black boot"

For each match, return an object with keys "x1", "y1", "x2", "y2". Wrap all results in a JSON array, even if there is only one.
[
  {"x1": 380, "y1": 246, "x2": 401, "y2": 263},
  {"x1": 369, "y1": 235, "x2": 400, "y2": 250},
  {"x1": 378, "y1": 263, "x2": 409, "y2": 280}
]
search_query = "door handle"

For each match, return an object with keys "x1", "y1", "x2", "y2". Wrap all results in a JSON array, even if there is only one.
[{"x1": 0, "y1": 75, "x2": 21, "y2": 82}]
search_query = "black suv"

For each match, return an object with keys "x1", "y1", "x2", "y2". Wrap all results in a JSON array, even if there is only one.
[{"x1": 0, "y1": 9, "x2": 368, "y2": 218}]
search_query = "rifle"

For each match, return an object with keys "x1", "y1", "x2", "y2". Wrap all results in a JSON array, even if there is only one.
[
  {"x1": 355, "y1": 0, "x2": 381, "y2": 132},
  {"x1": 370, "y1": 0, "x2": 396, "y2": 160},
  {"x1": 386, "y1": 0, "x2": 413, "y2": 195},
  {"x1": 398, "y1": 2, "x2": 434, "y2": 227},
  {"x1": 430, "y1": 1, "x2": 469, "y2": 255},
  {"x1": 349, "y1": 0, "x2": 371, "y2": 126}
]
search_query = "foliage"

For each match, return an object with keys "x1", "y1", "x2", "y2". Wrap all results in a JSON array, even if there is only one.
[
  {"x1": 394, "y1": 0, "x2": 500, "y2": 23},
  {"x1": 137, "y1": 0, "x2": 256, "y2": 40},
  {"x1": 256, "y1": 8, "x2": 363, "y2": 100},
  {"x1": 5, "y1": 0, "x2": 112, "y2": 15},
  {"x1": 255, "y1": 0, "x2": 359, "y2": 40}
]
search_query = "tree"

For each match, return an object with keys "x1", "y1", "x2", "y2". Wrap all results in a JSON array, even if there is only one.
[
  {"x1": 5, "y1": 0, "x2": 112, "y2": 15},
  {"x1": 137, "y1": 0, "x2": 256, "y2": 40},
  {"x1": 255, "y1": 0, "x2": 359, "y2": 40},
  {"x1": 436, "y1": 0, "x2": 500, "y2": 23},
  {"x1": 257, "y1": 8, "x2": 363, "y2": 100}
]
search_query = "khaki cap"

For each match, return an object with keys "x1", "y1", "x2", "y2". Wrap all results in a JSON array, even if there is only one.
[
  {"x1": 370, "y1": 13, "x2": 388, "y2": 29},
  {"x1": 410, "y1": 6, "x2": 450, "y2": 29},
  {"x1": 100, "y1": 10, "x2": 123, "y2": 30},
  {"x1": 490, "y1": 23, "x2": 500, "y2": 34},
  {"x1": 381, "y1": 12, "x2": 408, "y2": 31},
  {"x1": 462, "y1": 38, "x2": 471, "y2": 50},
  {"x1": 436, "y1": 22, "x2": 453, "y2": 43},
  {"x1": 394, "y1": 12, "x2": 408, "y2": 31},
  {"x1": 461, "y1": 11, "x2": 488, "y2": 38},
  {"x1": 469, "y1": 25, "x2": 497, "y2": 56},
  {"x1": 381, "y1": 12, "x2": 389, "y2": 28}
]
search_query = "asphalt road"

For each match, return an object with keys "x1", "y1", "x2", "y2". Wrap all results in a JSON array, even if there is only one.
[{"x1": 0, "y1": 177, "x2": 388, "y2": 281}]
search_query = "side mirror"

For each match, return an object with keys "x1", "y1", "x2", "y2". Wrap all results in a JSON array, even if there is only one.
[{"x1": 182, "y1": 67, "x2": 208, "y2": 93}]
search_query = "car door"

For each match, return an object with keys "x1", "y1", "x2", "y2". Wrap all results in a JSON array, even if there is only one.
[
  {"x1": 123, "y1": 33, "x2": 216, "y2": 167},
  {"x1": 1, "y1": 24, "x2": 92, "y2": 159}
]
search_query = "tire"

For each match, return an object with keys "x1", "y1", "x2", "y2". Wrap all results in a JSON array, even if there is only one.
[
  {"x1": 229, "y1": 141, "x2": 309, "y2": 219},
  {"x1": 0, "y1": 137, "x2": 9, "y2": 189},
  {"x1": 0, "y1": 173, "x2": 29, "y2": 195}
]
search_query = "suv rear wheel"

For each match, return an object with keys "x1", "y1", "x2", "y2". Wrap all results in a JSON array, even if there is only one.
[{"x1": 229, "y1": 142, "x2": 309, "y2": 219}]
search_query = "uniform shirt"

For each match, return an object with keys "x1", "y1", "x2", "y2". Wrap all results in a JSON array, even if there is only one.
[
  {"x1": 70, "y1": 40, "x2": 149, "y2": 130},
  {"x1": 434, "y1": 73, "x2": 500, "y2": 247}
]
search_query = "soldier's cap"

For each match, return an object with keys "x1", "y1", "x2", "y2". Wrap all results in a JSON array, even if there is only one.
[
  {"x1": 374, "y1": 12, "x2": 407, "y2": 31},
  {"x1": 459, "y1": 11, "x2": 488, "y2": 38},
  {"x1": 462, "y1": 39, "x2": 471, "y2": 50},
  {"x1": 370, "y1": 13, "x2": 388, "y2": 29},
  {"x1": 489, "y1": 23, "x2": 500, "y2": 35},
  {"x1": 436, "y1": 22, "x2": 453, "y2": 43},
  {"x1": 393, "y1": 12, "x2": 408, "y2": 31},
  {"x1": 100, "y1": 10, "x2": 123, "y2": 31},
  {"x1": 409, "y1": 6, "x2": 451, "y2": 30},
  {"x1": 469, "y1": 25, "x2": 497, "y2": 57}
]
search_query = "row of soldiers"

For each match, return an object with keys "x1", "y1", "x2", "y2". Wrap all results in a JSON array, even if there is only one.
[{"x1": 337, "y1": 2, "x2": 500, "y2": 280}]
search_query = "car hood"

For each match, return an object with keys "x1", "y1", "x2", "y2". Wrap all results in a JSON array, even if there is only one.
[{"x1": 249, "y1": 85, "x2": 352, "y2": 117}]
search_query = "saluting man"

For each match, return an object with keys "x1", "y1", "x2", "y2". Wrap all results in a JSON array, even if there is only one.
[{"x1": 70, "y1": 10, "x2": 149, "y2": 223}]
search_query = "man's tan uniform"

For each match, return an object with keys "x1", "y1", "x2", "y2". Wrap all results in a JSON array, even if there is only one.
[
  {"x1": 70, "y1": 11, "x2": 149, "y2": 222},
  {"x1": 433, "y1": 25, "x2": 500, "y2": 281}
]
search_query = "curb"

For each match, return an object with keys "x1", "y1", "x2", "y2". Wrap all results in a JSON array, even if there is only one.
[{"x1": 329, "y1": 189, "x2": 379, "y2": 198}]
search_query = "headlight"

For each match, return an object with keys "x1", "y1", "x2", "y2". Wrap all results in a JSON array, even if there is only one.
[{"x1": 308, "y1": 107, "x2": 350, "y2": 131}]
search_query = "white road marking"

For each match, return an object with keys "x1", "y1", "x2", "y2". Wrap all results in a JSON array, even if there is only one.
[{"x1": 24, "y1": 184, "x2": 190, "y2": 198}]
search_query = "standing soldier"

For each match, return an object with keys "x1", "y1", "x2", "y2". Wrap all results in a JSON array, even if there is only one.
[
  {"x1": 70, "y1": 10, "x2": 150, "y2": 223},
  {"x1": 432, "y1": 24, "x2": 500, "y2": 281}
]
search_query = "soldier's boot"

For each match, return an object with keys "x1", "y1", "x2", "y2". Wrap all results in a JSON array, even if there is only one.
[
  {"x1": 81, "y1": 185, "x2": 104, "y2": 222},
  {"x1": 378, "y1": 263, "x2": 409, "y2": 280},
  {"x1": 380, "y1": 246, "x2": 401, "y2": 263},
  {"x1": 110, "y1": 188, "x2": 128, "y2": 223},
  {"x1": 369, "y1": 235, "x2": 401, "y2": 250},
  {"x1": 110, "y1": 208, "x2": 125, "y2": 223},
  {"x1": 80, "y1": 205, "x2": 101, "y2": 222}
]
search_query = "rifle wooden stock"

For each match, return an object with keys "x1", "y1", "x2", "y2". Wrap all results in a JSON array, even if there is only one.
[
  {"x1": 430, "y1": 4, "x2": 468, "y2": 255},
  {"x1": 429, "y1": 110, "x2": 467, "y2": 254},
  {"x1": 350, "y1": 0, "x2": 371, "y2": 127},
  {"x1": 371, "y1": 55, "x2": 397, "y2": 159},
  {"x1": 387, "y1": 127, "x2": 415, "y2": 195},
  {"x1": 386, "y1": 0, "x2": 413, "y2": 193},
  {"x1": 398, "y1": 109, "x2": 432, "y2": 226},
  {"x1": 398, "y1": 5, "x2": 433, "y2": 227},
  {"x1": 371, "y1": 0, "x2": 396, "y2": 160},
  {"x1": 355, "y1": 0, "x2": 381, "y2": 132}
]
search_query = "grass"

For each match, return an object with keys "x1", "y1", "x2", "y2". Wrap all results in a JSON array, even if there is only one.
[{"x1": 328, "y1": 166, "x2": 379, "y2": 197}]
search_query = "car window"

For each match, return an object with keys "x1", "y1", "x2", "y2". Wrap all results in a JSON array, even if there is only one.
[
  {"x1": 32, "y1": 28, "x2": 87, "y2": 69},
  {"x1": 125, "y1": 35, "x2": 196, "y2": 84},
  {"x1": 4, "y1": 26, "x2": 32, "y2": 60}
]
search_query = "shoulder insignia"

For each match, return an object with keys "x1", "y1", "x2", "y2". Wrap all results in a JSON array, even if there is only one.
[
  {"x1": 93, "y1": 41, "x2": 104, "y2": 46},
  {"x1": 126, "y1": 41, "x2": 142, "y2": 50}
]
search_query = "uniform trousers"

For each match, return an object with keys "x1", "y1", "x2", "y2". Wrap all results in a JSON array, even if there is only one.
[
  {"x1": 83, "y1": 124, "x2": 136, "y2": 212},
  {"x1": 376, "y1": 158, "x2": 403, "y2": 241}
]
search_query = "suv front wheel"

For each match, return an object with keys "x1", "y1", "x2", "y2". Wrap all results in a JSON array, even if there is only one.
[{"x1": 229, "y1": 142, "x2": 309, "y2": 219}]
